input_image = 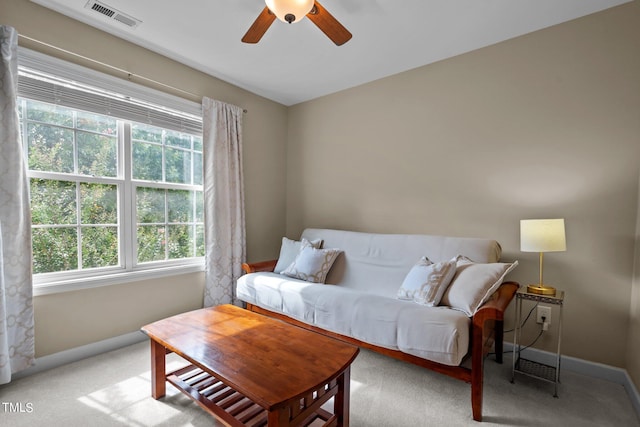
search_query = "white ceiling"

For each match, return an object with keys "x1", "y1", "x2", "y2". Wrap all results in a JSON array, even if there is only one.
[{"x1": 30, "y1": 0, "x2": 630, "y2": 106}]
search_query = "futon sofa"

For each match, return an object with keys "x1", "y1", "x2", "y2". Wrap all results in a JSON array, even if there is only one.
[{"x1": 236, "y1": 228, "x2": 519, "y2": 421}]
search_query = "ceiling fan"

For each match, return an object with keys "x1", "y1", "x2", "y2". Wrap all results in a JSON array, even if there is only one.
[{"x1": 242, "y1": 0, "x2": 352, "y2": 46}]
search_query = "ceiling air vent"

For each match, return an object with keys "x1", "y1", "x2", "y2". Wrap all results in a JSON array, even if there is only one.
[{"x1": 84, "y1": 0, "x2": 142, "y2": 29}]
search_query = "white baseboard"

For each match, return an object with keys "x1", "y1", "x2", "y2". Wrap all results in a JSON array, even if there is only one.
[
  {"x1": 12, "y1": 331, "x2": 147, "y2": 381},
  {"x1": 505, "y1": 343, "x2": 640, "y2": 418}
]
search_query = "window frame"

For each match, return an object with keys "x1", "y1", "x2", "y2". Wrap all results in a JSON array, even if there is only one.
[{"x1": 18, "y1": 48, "x2": 205, "y2": 296}]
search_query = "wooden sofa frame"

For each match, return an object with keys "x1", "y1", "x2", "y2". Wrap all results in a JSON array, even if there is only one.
[{"x1": 241, "y1": 260, "x2": 518, "y2": 422}]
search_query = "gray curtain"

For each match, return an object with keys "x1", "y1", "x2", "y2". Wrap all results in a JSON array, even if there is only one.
[
  {"x1": 0, "y1": 25, "x2": 35, "y2": 384},
  {"x1": 201, "y1": 97, "x2": 246, "y2": 307}
]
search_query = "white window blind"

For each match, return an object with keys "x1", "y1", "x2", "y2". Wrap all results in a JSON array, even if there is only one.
[{"x1": 17, "y1": 48, "x2": 202, "y2": 135}]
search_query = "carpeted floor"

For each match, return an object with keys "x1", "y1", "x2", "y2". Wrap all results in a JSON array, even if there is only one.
[{"x1": 0, "y1": 341, "x2": 638, "y2": 426}]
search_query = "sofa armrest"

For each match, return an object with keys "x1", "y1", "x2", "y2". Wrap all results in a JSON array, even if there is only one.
[
  {"x1": 471, "y1": 280, "x2": 519, "y2": 363},
  {"x1": 472, "y1": 281, "x2": 519, "y2": 326},
  {"x1": 241, "y1": 259, "x2": 278, "y2": 274}
]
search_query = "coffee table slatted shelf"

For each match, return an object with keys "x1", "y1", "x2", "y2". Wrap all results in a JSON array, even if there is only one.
[{"x1": 168, "y1": 363, "x2": 338, "y2": 427}]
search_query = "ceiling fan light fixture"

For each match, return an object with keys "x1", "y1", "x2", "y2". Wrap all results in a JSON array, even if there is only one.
[{"x1": 265, "y1": 0, "x2": 314, "y2": 24}]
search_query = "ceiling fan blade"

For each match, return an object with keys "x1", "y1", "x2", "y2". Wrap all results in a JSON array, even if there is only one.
[
  {"x1": 242, "y1": 7, "x2": 276, "y2": 44},
  {"x1": 307, "y1": 1, "x2": 352, "y2": 46}
]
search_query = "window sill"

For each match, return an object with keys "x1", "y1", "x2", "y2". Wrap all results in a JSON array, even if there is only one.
[{"x1": 33, "y1": 263, "x2": 205, "y2": 296}]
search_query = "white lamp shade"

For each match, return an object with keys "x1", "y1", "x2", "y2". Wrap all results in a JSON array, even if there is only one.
[
  {"x1": 265, "y1": 0, "x2": 314, "y2": 23},
  {"x1": 520, "y1": 219, "x2": 567, "y2": 253}
]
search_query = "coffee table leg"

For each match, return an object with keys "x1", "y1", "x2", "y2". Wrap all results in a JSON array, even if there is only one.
[
  {"x1": 335, "y1": 367, "x2": 351, "y2": 427},
  {"x1": 150, "y1": 339, "x2": 166, "y2": 399}
]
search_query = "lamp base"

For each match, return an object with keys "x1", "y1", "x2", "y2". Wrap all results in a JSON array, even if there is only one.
[{"x1": 527, "y1": 284, "x2": 556, "y2": 296}]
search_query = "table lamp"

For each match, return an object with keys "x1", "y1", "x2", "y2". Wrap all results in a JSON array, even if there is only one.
[{"x1": 520, "y1": 219, "x2": 566, "y2": 296}]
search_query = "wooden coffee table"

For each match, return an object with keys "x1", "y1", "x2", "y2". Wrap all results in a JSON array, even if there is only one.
[{"x1": 141, "y1": 304, "x2": 359, "y2": 427}]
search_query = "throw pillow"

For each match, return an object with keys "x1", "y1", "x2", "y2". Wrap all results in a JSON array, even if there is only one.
[
  {"x1": 273, "y1": 237, "x2": 322, "y2": 273},
  {"x1": 397, "y1": 257, "x2": 457, "y2": 306},
  {"x1": 281, "y1": 246, "x2": 342, "y2": 283},
  {"x1": 441, "y1": 255, "x2": 518, "y2": 316}
]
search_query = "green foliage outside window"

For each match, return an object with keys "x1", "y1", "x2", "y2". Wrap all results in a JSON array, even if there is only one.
[
  {"x1": 136, "y1": 187, "x2": 204, "y2": 263},
  {"x1": 21, "y1": 98, "x2": 204, "y2": 276}
]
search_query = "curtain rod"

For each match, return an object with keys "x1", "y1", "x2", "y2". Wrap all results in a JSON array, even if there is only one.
[{"x1": 18, "y1": 34, "x2": 247, "y2": 113}]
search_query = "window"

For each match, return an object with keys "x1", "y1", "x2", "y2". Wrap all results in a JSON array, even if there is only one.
[{"x1": 17, "y1": 48, "x2": 204, "y2": 292}]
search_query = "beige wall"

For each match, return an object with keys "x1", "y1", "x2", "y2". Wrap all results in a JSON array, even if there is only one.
[
  {"x1": 629, "y1": 174, "x2": 640, "y2": 387},
  {"x1": 287, "y1": 2, "x2": 640, "y2": 369},
  {"x1": 1, "y1": 0, "x2": 288, "y2": 357},
  {"x1": 33, "y1": 274, "x2": 205, "y2": 357}
]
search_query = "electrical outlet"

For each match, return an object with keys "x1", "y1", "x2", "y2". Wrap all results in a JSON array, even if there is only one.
[{"x1": 536, "y1": 306, "x2": 552, "y2": 325}]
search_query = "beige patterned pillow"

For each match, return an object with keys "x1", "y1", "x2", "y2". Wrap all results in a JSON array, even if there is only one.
[
  {"x1": 397, "y1": 257, "x2": 457, "y2": 306},
  {"x1": 281, "y1": 246, "x2": 342, "y2": 283}
]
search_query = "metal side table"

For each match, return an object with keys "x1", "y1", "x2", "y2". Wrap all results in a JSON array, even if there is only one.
[{"x1": 511, "y1": 288, "x2": 564, "y2": 397}]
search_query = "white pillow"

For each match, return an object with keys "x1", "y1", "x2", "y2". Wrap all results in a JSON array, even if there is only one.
[
  {"x1": 273, "y1": 237, "x2": 322, "y2": 273},
  {"x1": 397, "y1": 257, "x2": 457, "y2": 306},
  {"x1": 281, "y1": 246, "x2": 342, "y2": 283},
  {"x1": 441, "y1": 255, "x2": 518, "y2": 316}
]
